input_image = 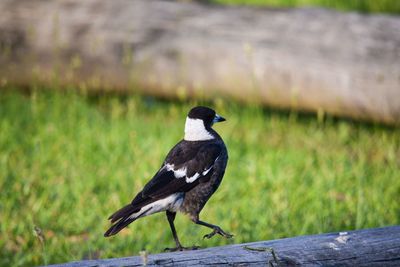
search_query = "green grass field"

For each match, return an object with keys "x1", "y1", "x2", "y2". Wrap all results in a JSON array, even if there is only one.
[
  {"x1": 1, "y1": 88, "x2": 399, "y2": 266},
  {"x1": 213, "y1": 0, "x2": 400, "y2": 14}
]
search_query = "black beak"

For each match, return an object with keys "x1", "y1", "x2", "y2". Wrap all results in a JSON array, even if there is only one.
[{"x1": 213, "y1": 114, "x2": 226, "y2": 123}]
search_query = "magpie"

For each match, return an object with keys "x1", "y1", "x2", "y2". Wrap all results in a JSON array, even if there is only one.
[{"x1": 104, "y1": 106, "x2": 232, "y2": 251}]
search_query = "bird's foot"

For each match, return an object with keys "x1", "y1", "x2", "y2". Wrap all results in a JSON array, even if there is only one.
[
  {"x1": 203, "y1": 226, "x2": 234, "y2": 239},
  {"x1": 164, "y1": 245, "x2": 200, "y2": 252}
]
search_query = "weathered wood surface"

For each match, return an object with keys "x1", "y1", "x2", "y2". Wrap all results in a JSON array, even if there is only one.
[
  {"x1": 47, "y1": 226, "x2": 400, "y2": 267},
  {"x1": 1, "y1": 0, "x2": 400, "y2": 124}
]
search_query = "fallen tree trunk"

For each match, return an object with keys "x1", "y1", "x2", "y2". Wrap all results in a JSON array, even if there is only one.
[
  {"x1": 47, "y1": 226, "x2": 400, "y2": 267},
  {"x1": 1, "y1": 0, "x2": 400, "y2": 124}
]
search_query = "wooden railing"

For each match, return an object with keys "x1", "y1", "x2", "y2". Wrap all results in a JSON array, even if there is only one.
[{"x1": 47, "y1": 226, "x2": 400, "y2": 266}]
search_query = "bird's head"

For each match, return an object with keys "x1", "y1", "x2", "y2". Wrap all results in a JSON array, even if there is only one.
[{"x1": 184, "y1": 106, "x2": 226, "y2": 141}]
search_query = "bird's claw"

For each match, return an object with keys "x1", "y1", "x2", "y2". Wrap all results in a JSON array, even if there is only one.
[
  {"x1": 203, "y1": 227, "x2": 234, "y2": 239},
  {"x1": 164, "y1": 245, "x2": 200, "y2": 252},
  {"x1": 203, "y1": 231, "x2": 216, "y2": 239}
]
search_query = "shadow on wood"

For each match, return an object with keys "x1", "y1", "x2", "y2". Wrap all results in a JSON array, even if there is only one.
[{"x1": 47, "y1": 226, "x2": 400, "y2": 266}]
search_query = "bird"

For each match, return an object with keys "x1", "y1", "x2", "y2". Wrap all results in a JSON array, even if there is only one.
[{"x1": 104, "y1": 106, "x2": 233, "y2": 251}]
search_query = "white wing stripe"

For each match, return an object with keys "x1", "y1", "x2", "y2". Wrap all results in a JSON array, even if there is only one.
[
  {"x1": 166, "y1": 155, "x2": 219, "y2": 183},
  {"x1": 184, "y1": 118, "x2": 215, "y2": 141},
  {"x1": 202, "y1": 166, "x2": 212, "y2": 176},
  {"x1": 173, "y1": 167, "x2": 187, "y2": 178},
  {"x1": 127, "y1": 193, "x2": 184, "y2": 220},
  {"x1": 166, "y1": 163, "x2": 187, "y2": 178},
  {"x1": 186, "y1": 173, "x2": 200, "y2": 183}
]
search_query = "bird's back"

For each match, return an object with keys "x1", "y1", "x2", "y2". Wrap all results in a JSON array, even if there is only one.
[{"x1": 179, "y1": 136, "x2": 228, "y2": 219}]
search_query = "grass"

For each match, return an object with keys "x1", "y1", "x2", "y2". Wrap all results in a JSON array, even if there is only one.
[
  {"x1": 0, "y1": 88, "x2": 399, "y2": 266},
  {"x1": 213, "y1": 0, "x2": 400, "y2": 14}
]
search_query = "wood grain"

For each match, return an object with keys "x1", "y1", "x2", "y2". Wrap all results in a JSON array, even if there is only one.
[{"x1": 47, "y1": 226, "x2": 400, "y2": 267}]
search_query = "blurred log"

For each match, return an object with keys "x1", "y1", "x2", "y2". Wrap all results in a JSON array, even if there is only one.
[
  {"x1": 0, "y1": 0, "x2": 400, "y2": 124},
  {"x1": 47, "y1": 226, "x2": 400, "y2": 266}
]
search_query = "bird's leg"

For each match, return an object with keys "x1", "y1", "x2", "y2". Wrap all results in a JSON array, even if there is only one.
[
  {"x1": 164, "y1": 211, "x2": 199, "y2": 252},
  {"x1": 193, "y1": 218, "x2": 234, "y2": 239},
  {"x1": 165, "y1": 211, "x2": 183, "y2": 251}
]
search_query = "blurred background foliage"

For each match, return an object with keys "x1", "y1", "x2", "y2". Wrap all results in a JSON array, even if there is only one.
[
  {"x1": 0, "y1": 88, "x2": 399, "y2": 266},
  {"x1": 211, "y1": 0, "x2": 400, "y2": 14},
  {"x1": 1, "y1": 0, "x2": 400, "y2": 266}
]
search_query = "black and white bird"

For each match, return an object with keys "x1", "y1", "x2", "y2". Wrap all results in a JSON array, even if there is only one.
[{"x1": 104, "y1": 106, "x2": 232, "y2": 251}]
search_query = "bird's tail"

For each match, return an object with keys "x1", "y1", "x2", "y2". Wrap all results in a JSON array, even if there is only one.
[{"x1": 104, "y1": 203, "x2": 150, "y2": 237}]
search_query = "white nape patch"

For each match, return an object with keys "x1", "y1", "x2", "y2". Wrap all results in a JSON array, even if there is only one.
[
  {"x1": 184, "y1": 118, "x2": 214, "y2": 141},
  {"x1": 127, "y1": 193, "x2": 184, "y2": 221}
]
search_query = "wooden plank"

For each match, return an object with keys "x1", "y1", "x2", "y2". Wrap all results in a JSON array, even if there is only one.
[
  {"x1": 47, "y1": 226, "x2": 400, "y2": 267},
  {"x1": 1, "y1": 0, "x2": 400, "y2": 124}
]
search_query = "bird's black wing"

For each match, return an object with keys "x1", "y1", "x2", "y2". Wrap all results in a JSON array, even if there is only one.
[
  {"x1": 138, "y1": 142, "x2": 222, "y2": 201},
  {"x1": 105, "y1": 142, "x2": 223, "y2": 236}
]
